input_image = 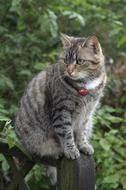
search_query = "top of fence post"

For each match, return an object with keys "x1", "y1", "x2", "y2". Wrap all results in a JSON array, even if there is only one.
[{"x1": 57, "y1": 153, "x2": 95, "y2": 190}]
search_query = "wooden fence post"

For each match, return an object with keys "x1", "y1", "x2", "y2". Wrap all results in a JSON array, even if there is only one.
[{"x1": 57, "y1": 154, "x2": 95, "y2": 190}]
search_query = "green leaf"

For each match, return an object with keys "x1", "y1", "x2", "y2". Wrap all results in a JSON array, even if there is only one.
[
  {"x1": 63, "y1": 11, "x2": 85, "y2": 26},
  {"x1": 0, "y1": 74, "x2": 14, "y2": 91},
  {"x1": 121, "y1": 176, "x2": 126, "y2": 189},
  {"x1": 19, "y1": 70, "x2": 32, "y2": 77},
  {"x1": 0, "y1": 108, "x2": 9, "y2": 115},
  {"x1": 117, "y1": 35, "x2": 126, "y2": 48},
  {"x1": 48, "y1": 9, "x2": 58, "y2": 38},
  {"x1": 2, "y1": 158, "x2": 10, "y2": 172},
  {"x1": 38, "y1": 10, "x2": 58, "y2": 38},
  {"x1": 103, "y1": 105, "x2": 116, "y2": 113},
  {"x1": 106, "y1": 115, "x2": 122, "y2": 123},
  {"x1": 0, "y1": 154, "x2": 10, "y2": 172},
  {"x1": 10, "y1": 0, "x2": 22, "y2": 13},
  {"x1": 103, "y1": 174, "x2": 120, "y2": 184},
  {"x1": 34, "y1": 63, "x2": 49, "y2": 70},
  {"x1": 11, "y1": 0, "x2": 21, "y2": 7},
  {"x1": 99, "y1": 139, "x2": 111, "y2": 151},
  {"x1": 0, "y1": 115, "x2": 10, "y2": 121}
]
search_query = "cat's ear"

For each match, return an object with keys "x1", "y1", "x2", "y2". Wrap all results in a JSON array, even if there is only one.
[
  {"x1": 82, "y1": 36, "x2": 101, "y2": 54},
  {"x1": 60, "y1": 33, "x2": 72, "y2": 48}
]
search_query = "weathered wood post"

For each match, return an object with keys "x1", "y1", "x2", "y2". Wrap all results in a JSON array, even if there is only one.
[{"x1": 57, "y1": 154, "x2": 95, "y2": 190}]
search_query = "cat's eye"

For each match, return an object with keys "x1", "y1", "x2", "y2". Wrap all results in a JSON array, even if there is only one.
[{"x1": 77, "y1": 59, "x2": 85, "y2": 65}]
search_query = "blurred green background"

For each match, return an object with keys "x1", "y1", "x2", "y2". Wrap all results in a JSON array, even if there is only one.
[{"x1": 0, "y1": 0, "x2": 126, "y2": 190}]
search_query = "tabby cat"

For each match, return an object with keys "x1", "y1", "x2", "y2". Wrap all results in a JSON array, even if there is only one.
[{"x1": 15, "y1": 33, "x2": 106, "y2": 184}]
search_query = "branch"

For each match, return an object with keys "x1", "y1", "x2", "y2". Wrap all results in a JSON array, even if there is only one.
[{"x1": 0, "y1": 142, "x2": 59, "y2": 166}]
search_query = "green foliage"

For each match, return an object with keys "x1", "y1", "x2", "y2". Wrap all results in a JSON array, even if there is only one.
[
  {"x1": 38, "y1": 9, "x2": 58, "y2": 38},
  {"x1": 0, "y1": 74, "x2": 14, "y2": 91},
  {"x1": 0, "y1": 104, "x2": 10, "y2": 121},
  {"x1": 94, "y1": 105, "x2": 125, "y2": 129},
  {"x1": 25, "y1": 164, "x2": 50, "y2": 189},
  {"x1": 0, "y1": 0, "x2": 126, "y2": 190},
  {"x1": 62, "y1": 11, "x2": 86, "y2": 26},
  {"x1": 0, "y1": 154, "x2": 10, "y2": 173},
  {"x1": 93, "y1": 105, "x2": 126, "y2": 189}
]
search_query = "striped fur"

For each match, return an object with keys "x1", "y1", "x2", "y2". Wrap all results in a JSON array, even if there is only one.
[{"x1": 15, "y1": 34, "x2": 106, "y2": 161}]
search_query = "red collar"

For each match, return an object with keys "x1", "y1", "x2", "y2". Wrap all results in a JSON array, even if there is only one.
[
  {"x1": 78, "y1": 80, "x2": 104, "y2": 95},
  {"x1": 64, "y1": 76, "x2": 90, "y2": 96},
  {"x1": 78, "y1": 89, "x2": 89, "y2": 95}
]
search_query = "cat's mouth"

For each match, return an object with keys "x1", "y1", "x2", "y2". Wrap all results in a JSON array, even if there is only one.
[{"x1": 64, "y1": 71, "x2": 86, "y2": 81}]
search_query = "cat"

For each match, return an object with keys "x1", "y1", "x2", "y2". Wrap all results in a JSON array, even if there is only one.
[{"x1": 15, "y1": 33, "x2": 107, "y2": 185}]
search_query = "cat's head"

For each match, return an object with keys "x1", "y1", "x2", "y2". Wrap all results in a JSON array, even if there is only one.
[{"x1": 60, "y1": 33, "x2": 105, "y2": 81}]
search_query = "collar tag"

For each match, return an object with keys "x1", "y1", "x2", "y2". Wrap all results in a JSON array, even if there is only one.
[{"x1": 78, "y1": 89, "x2": 89, "y2": 95}]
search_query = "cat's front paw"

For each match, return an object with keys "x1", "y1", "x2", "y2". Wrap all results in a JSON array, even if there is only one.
[
  {"x1": 79, "y1": 144, "x2": 94, "y2": 155},
  {"x1": 64, "y1": 147, "x2": 80, "y2": 160}
]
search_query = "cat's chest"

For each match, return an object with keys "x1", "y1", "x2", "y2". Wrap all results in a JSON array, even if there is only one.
[{"x1": 72, "y1": 98, "x2": 97, "y2": 129}]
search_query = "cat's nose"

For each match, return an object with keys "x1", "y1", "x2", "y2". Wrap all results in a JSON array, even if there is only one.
[
  {"x1": 67, "y1": 64, "x2": 76, "y2": 75},
  {"x1": 67, "y1": 69, "x2": 73, "y2": 75}
]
